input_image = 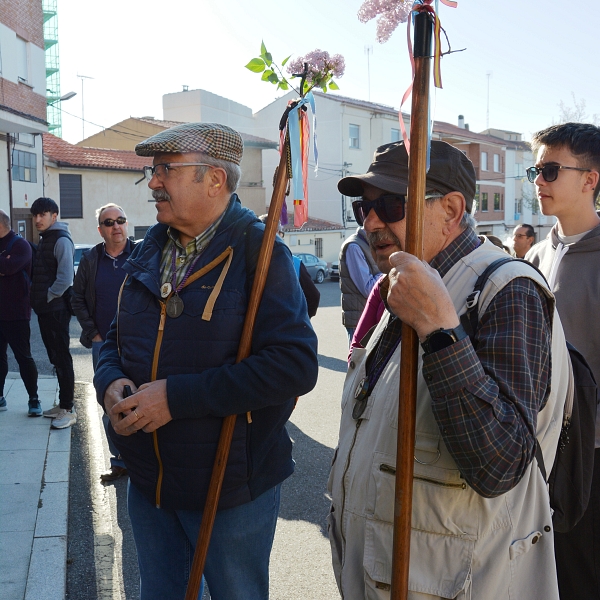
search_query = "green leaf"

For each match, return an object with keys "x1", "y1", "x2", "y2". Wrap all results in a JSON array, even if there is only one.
[
  {"x1": 279, "y1": 80, "x2": 289, "y2": 91},
  {"x1": 264, "y1": 52, "x2": 273, "y2": 67},
  {"x1": 261, "y1": 40, "x2": 267, "y2": 56},
  {"x1": 245, "y1": 58, "x2": 266, "y2": 73},
  {"x1": 321, "y1": 83, "x2": 328, "y2": 92},
  {"x1": 328, "y1": 80, "x2": 339, "y2": 90},
  {"x1": 281, "y1": 54, "x2": 292, "y2": 67},
  {"x1": 268, "y1": 72, "x2": 279, "y2": 84},
  {"x1": 261, "y1": 69, "x2": 274, "y2": 81}
]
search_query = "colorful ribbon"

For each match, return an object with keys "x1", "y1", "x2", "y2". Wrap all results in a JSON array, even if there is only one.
[{"x1": 398, "y1": 0, "x2": 457, "y2": 154}]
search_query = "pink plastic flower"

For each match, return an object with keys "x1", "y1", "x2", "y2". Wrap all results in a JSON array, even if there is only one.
[
  {"x1": 286, "y1": 50, "x2": 345, "y2": 84},
  {"x1": 358, "y1": 0, "x2": 412, "y2": 43}
]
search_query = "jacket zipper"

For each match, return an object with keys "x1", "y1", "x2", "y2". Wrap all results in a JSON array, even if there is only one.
[
  {"x1": 340, "y1": 419, "x2": 362, "y2": 548},
  {"x1": 380, "y1": 463, "x2": 466, "y2": 490},
  {"x1": 152, "y1": 303, "x2": 167, "y2": 507}
]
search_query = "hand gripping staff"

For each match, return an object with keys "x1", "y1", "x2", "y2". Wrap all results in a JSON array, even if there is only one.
[
  {"x1": 184, "y1": 144, "x2": 290, "y2": 600},
  {"x1": 391, "y1": 11, "x2": 433, "y2": 600}
]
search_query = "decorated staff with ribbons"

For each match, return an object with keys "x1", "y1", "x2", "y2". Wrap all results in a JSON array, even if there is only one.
[
  {"x1": 93, "y1": 122, "x2": 318, "y2": 600},
  {"x1": 327, "y1": 139, "x2": 571, "y2": 599}
]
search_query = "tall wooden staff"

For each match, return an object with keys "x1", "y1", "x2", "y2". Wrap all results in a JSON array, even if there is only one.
[
  {"x1": 391, "y1": 10, "x2": 433, "y2": 600},
  {"x1": 184, "y1": 148, "x2": 290, "y2": 600}
]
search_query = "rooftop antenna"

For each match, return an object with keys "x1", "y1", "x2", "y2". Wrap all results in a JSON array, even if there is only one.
[
  {"x1": 365, "y1": 45, "x2": 373, "y2": 101},
  {"x1": 77, "y1": 73, "x2": 94, "y2": 140},
  {"x1": 486, "y1": 71, "x2": 492, "y2": 129}
]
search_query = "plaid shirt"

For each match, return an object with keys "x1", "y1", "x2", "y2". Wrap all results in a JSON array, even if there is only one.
[
  {"x1": 160, "y1": 211, "x2": 226, "y2": 288},
  {"x1": 374, "y1": 227, "x2": 552, "y2": 498}
]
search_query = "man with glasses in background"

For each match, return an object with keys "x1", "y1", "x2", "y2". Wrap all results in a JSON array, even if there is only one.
[
  {"x1": 328, "y1": 141, "x2": 569, "y2": 599},
  {"x1": 526, "y1": 122, "x2": 600, "y2": 599},
  {"x1": 512, "y1": 223, "x2": 536, "y2": 258},
  {"x1": 93, "y1": 122, "x2": 318, "y2": 599},
  {"x1": 71, "y1": 203, "x2": 134, "y2": 481}
]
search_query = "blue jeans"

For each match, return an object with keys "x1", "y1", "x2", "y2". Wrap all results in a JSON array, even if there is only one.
[
  {"x1": 128, "y1": 481, "x2": 281, "y2": 600},
  {"x1": 93, "y1": 340, "x2": 125, "y2": 469}
]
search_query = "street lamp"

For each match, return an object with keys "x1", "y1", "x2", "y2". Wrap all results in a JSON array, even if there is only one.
[{"x1": 77, "y1": 74, "x2": 94, "y2": 140}]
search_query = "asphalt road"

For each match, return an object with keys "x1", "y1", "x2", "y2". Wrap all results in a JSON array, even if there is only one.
[{"x1": 11, "y1": 280, "x2": 347, "y2": 599}]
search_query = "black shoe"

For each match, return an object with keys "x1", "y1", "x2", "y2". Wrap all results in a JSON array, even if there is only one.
[
  {"x1": 100, "y1": 466, "x2": 128, "y2": 482},
  {"x1": 28, "y1": 398, "x2": 42, "y2": 417}
]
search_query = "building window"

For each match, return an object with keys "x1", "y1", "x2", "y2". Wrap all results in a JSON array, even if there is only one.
[
  {"x1": 481, "y1": 151, "x2": 488, "y2": 171},
  {"x1": 17, "y1": 37, "x2": 28, "y2": 83},
  {"x1": 11, "y1": 150, "x2": 37, "y2": 183},
  {"x1": 493, "y1": 154, "x2": 500, "y2": 172},
  {"x1": 349, "y1": 124, "x2": 360, "y2": 149},
  {"x1": 515, "y1": 197, "x2": 523, "y2": 214},
  {"x1": 134, "y1": 226, "x2": 150, "y2": 240},
  {"x1": 474, "y1": 184, "x2": 480, "y2": 210},
  {"x1": 314, "y1": 237, "x2": 323, "y2": 258},
  {"x1": 391, "y1": 128, "x2": 400, "y2": 143},
  {"x1": 481, "y1": 192, "x2": 488, "y2": 211},
  {"x1": 59, "y1": 174, "x2": 83, "y2": 218},
  {"x1": 494, "y1": 193, "x2": 502, "y2": 211}
]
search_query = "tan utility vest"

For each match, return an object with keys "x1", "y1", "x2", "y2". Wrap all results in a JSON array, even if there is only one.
[{"x1": 328, "y1": 240, "x2": 569, "y2": 600}]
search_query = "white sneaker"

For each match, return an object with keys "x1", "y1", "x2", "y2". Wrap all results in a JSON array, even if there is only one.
[
  {"x1": 51, "y1": 408, "x2": 77, "y2": 429},
  {"x1": 43, "y1": 405, "x2": 62, "y2": 418}
]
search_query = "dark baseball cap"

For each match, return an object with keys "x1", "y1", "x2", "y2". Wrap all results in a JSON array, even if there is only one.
[{"x1": 337, "y1": 140, "x2": 477, "y2": 212}]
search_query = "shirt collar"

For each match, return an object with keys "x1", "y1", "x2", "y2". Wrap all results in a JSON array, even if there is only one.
[{"x1": 429, "y1": 226, "x2": 480, "y2": 279}]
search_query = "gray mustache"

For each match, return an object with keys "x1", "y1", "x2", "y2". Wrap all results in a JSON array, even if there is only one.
[
  {"x1": 367, "y1": 230, "x2": 401, "y2": 248},
  {"x1": 152, "y1": 190, "x2": 171, "y2": 202}
]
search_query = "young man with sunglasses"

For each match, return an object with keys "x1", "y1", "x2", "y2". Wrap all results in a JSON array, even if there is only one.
[
  {"x1": 526, "y1": 122, "x2": 600, "y2": 599},
  {"x1": 71, "y1": 203, "x2": 134, "y2": 481},
  {"x1": 30, "y1": 197, "x2": 76, "y2": 427},
  {"x1": 328, "y1": 140, "x2": 569, "y2": 599}
]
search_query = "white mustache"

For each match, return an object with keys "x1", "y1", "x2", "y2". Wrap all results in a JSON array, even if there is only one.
[{"x1": 152, "y1": 190, "x2": 171, "y2": 202}]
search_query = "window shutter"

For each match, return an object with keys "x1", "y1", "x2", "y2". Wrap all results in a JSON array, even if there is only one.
[{"x1": 59, "y1": 174, "x2": 83, "y2": 218}]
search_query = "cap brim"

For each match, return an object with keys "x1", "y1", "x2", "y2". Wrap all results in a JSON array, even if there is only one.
[{"x1": 338, "y1": 172, "x2": 409, "y2": 197}]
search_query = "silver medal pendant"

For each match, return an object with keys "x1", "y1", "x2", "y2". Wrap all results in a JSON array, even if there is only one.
[
  {"x1": 166, "y1": 294, "x2": 184, "y2": 318},
  {"x1": 160, "y1": 282, "x2": 172, "y2": 298}
]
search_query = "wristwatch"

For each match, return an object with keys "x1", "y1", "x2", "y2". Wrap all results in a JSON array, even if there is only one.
[{"x1": 421, "y1": 323, "x2": 468, "y2": 355}]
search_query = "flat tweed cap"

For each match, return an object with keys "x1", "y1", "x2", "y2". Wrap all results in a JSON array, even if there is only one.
[
  {"x1": 338, "y1": 140, "x2": 476, "y2": 212},
  {"x1": 135, "y1": 122, "x2": 243, "y2": 165}
]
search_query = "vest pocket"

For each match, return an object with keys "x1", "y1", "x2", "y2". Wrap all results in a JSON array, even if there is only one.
[
  {"x1": 509, "y1": 530, "x2": 543, "y2": 561},
  {"x1": 363, "y1": 519, "x2": 474, "y2": 598}
]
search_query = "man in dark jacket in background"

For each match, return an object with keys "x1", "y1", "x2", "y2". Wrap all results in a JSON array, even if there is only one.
[
  {"x1": 94, "y1": 122, "x2": 319, "y2": 600},
  {"x1": 0, "y1": 210, "x2": 38, "y2": 414},
  {"x1": 30, "y1": 197, "x2": 76, "y2": 429},
  {"x1": 72, "y1": 202, "x2": 134, "y2": 481}
]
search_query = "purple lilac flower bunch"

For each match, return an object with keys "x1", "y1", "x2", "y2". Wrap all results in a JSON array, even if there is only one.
[{"x1": 358, "y1": 0, "x2": 412, "y2": 43}]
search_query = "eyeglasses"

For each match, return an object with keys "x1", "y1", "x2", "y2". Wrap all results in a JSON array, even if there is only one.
[
  {"x1": 526, "y1": 164, "x2": 591, "y2": 183},
  {"x1": 352, "y1": 193, "x2": 443, "y2": 226},
  {"x1": 352, "y1": 194, "x2": 406, "y2": 226},
  {"x1": 100, "y1": 217, "x2": 127, "y2": 227},
  {"x1": 143, "y1": 163, "x2": 214, "y2": 181},
  {"x1": 513, "y1": 234, "x2": 529, "y2": 239}
]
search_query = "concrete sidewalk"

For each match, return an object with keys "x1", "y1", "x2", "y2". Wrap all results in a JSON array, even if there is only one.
[{"x1": 0, "y1": 372, "x2": 69, "y2": 600}]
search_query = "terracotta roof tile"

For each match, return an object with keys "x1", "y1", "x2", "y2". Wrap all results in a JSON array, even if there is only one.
[
  {"x1": 281, "y1": 214, "x2": 343, "y2": 232},
  {"x1": 43, "y1": 133, "x2": 148, "y2": 171}
]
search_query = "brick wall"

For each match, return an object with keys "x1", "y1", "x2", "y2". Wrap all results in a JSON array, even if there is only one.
[
  {"x1": 0, "y1": 77, "x2": 47, "y2": 122},
  {"x1": 0, "y1": 0, "x2": 44, "y2": 49}
]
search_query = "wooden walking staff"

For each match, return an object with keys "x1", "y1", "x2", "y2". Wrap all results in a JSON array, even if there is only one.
[
  {"x1": 184, "y1": 147, "x2": 290, "y2": 600},
  {"x1": 391, "y1": 10, "x2": 434, "y2": 600}
]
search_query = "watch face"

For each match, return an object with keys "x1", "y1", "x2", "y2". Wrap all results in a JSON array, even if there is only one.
[{"x1": 428, "y1": 331, "x2": 456, "y2": 353}]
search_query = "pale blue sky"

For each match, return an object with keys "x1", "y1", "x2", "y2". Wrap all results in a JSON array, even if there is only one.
[{"x1": 56, "y1": 0, "x2": 600, "y2": 145}]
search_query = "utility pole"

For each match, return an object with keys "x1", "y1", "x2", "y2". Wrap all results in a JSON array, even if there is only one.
[
  {"x1": 365, "y1": 46, "x2": 373, "y2": 102},
  {"x1": 486, "y1": 71, "x2": 492, "y2": 129},
  {"x1": 77, "y1": 73, "x2": 94, "y2": 140},
  {"x1": 341, "y1": 162, "x2": 352, "y2": 228}
]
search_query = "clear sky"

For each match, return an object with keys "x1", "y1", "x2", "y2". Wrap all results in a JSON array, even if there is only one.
[{"x1": 55, "y1": 0, "x2": 600, "y2": 145}]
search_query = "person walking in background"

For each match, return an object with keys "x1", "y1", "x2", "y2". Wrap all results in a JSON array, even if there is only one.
[
  {"x1": 339, "y1": 226, "x2": 381, "y2": 343},
  {"x1": 527, "y1": 122, "x2": 600, "y2": 599},
  {"x1": 72, "y1": 203, "x2": 134, "y2": 481},
  {"x1": 29, "y1": 197, "x2": 76, "y2": 430},
  {"x1": 512, "y1": 223, "x2": 536, "y2": 258},
  {"x1": 0, "y1": 210, "x2": 39, "y2": 415}
]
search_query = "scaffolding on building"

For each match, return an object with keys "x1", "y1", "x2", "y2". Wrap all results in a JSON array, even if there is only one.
[{"x1": 43, "y1": 0, "x2": 62, "y2": 137}]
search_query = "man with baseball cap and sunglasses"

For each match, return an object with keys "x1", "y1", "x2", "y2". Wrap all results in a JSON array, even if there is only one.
[{"x1": 328, "y1": 140, "x2": 569, "y2": 598}]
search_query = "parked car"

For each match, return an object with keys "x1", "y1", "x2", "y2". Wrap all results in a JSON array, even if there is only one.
[
  {"x1": 330, "y1": 262, "x2": 339, "y2": 282},
  {"x1": 74, "y1": 244, "x2": 94, "y2": 274},
  {"x1": 293, "y1": 253, "x2": 329, "y2": 284}
]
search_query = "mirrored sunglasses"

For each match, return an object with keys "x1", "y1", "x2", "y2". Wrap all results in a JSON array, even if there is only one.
[
  {"x1": 526, "y1": 164, "x2": 591, "y2": 183},
  {"x1": 100, "y1": 217, "x2": 127, "y2": 227}
]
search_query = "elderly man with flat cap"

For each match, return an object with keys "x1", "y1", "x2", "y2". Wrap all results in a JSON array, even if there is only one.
[
  {"x1": 93, "y1": 122, "x2": 318, "y2": 599},
  {"x1": 327, "y1": 141, "x2": 569, "y2": 599}
]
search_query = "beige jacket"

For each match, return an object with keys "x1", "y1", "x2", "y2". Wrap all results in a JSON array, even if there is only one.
[{"x1": 328, "y1": 240, "x2": 569, "y2": 599}]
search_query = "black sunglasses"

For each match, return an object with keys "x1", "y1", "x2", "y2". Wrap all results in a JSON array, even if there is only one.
[
  {"x1": 100, "y1": 217, "x2": 127, "y2": 227},
  {"x1": 526, "y1": 164, "x2": 591, "y2": 183},
  {"x1": 352, "y1": 194, "x2": 406, "y2": 226}
]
